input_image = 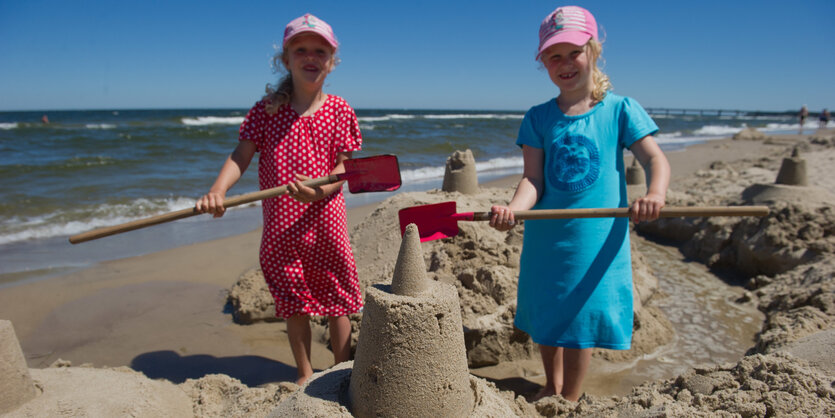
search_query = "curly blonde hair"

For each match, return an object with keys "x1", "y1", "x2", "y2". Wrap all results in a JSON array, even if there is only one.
[
  {"x1": 585, "y1": 39, "x2": 612, "y2": 103},
  {"x1": 262, "y1": 45, "x2": 339, "y2": 115}
]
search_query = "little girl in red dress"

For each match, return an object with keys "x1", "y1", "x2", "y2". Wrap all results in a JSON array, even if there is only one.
[{"x1": 196, "y1": 13, "x2": 362, "y2": 385}]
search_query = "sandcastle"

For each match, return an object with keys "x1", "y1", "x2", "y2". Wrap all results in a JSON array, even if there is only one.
[
  {"x1": 0, "y1": 320, "x2": 37, "y2": 414},
  {"x1": 626, "y1": 157, "x2": 645, "y2": 185},
  {"x1": 742, "y1": 147, "x2": 835, "y2": 207},
  {"x1": 270, "y1": 224, "x2": 522, "y2": 417},
  {"x1": 441, "y1": 149, "x2": 479, "y2": 194}
]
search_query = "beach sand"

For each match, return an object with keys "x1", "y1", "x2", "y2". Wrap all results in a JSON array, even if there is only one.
[{"x1": 2, "y1": 130, "x2": 834, "y2": 416}]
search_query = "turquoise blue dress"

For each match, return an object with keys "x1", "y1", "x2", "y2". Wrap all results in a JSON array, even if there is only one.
[{"x1": 514, "y1": 93, "x2": 658, "y2": 349}]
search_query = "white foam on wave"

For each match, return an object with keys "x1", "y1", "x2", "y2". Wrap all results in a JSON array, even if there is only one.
[
  {"x1": 0, "y1": 123, "x2": 19, "y2": 130},
  {"x1": 357, "y1": 114, "x2": 416, "y2": 123},
  {"x1": 358, "y1": 113, "x2": 523, "y2": 124},
  {"x1": 85, "y1": 123, "x2": 116, "y2": 129},
  {"x1": 399, "y1": 156, "x2": 524, "y2": 183},
  {"x1": 181, "y1": 116, "x2": 245, "y2": 126},
  {"x1": 693, "y1": 125, "x2": 744, "y2": 136},
  {"x1": 0, "y1": 196, "x2": 259, "y2": 245},
  {"x1": 423, "y1": 114, "x2": 524, "y2": 120}
]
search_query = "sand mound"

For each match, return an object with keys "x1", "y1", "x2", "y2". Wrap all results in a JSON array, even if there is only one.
[
  {"x1": 181, "y1": 374, "x2": 297, "y2": 417},
  {"x1": 532, "y1": 352, "x2": 834, "y2": 417},
  {"x1": 733, "y1": 127, "x2": 769, "y2": 141},
  {"x1": 638, "y1": 140, "x2": 835, "y2": 277},
  {"x1": 7, "y1": 363, "x2": 193, "y2": 417},
  {"x1": 749, "y1": 256, "x2": 835, "y2": 353}
]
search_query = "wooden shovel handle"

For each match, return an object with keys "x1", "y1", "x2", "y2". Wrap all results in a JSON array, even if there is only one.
[
  {"x1": 68, "y1": 175, "x2": 340, "y2": 244},
  {"x1": 471, "y1": 206, "x2": 769, "y2": 221}
]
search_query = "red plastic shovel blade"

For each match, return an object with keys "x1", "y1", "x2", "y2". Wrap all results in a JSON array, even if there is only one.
[
  {"x1": 343, "y1": 154, "x2": 402, "y2": 194},
  {"x1": 398, "y1": 201, "x2": 460, "y2": 242}
]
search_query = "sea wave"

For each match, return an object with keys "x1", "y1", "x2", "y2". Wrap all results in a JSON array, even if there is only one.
[
  {"x1": 422, "y1": 114, "x2": 524, "y2": 120},
  {"x1": 85, "y1": 123, "x2": 116, "y2": 129},
  {"x1": 399, "y1": 156, "x2": 524, "y2": 183},
  {"x1": 358, "y1": 113, "x2": 523, "y2": 124},
  {"x1": 693, "y1": 125, "x2": 744, "y2": 136},
  {"x1": 181, "y1": 116, "x2": 245, "y2": 126},
  {"x1": 0, "y1": 196, "x2": 258, "y2": 245},
  {"x1": 0, "y1": 123, "x2": 19, "y2": 130},
  {"x1": 357, "y1": 114, "x2": 416, "y2": 123}
]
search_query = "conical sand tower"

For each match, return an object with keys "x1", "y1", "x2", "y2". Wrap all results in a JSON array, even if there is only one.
[
  {"x1": 626, "y1": 157, "x2": 645, "y2": 185},
  {"x1": 349, "y1": 223, "x2": 473, "y2": 417},
  {"x1": 441, "y1": 149, "x2": 479, "y2": 194},
  {"x1": 742, "y1": 147, "x2": 835, "y2": 207},
  {"x1": 1, "y1": 320, "x2": 37, "y2": 414},
  {"x1": 775, "y1": 147, "x2": 808, "y2": 186},
  {"x1": 268, "y1": 224, "x2": 522, "y2": 416}
]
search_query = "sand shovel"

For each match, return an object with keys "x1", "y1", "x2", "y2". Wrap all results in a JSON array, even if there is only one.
[
  {"x1": 70, "y1": 154, "x2": 402, "y2": 244},
  {"x1": 398, "y1": 201, "x2": 769, "y2": 242}
]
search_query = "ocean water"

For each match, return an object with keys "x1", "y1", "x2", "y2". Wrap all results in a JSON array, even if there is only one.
[{"x1": 0, "y1": 107, "x2": 814, "y2": 286}]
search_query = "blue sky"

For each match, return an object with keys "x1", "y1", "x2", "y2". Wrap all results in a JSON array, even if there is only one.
[{"x1": 1, "y1": 0, "x2": 833, "y2": 112}]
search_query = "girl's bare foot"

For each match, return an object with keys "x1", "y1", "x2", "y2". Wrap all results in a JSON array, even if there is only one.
[
  {"x1": 295, "y1": 373, "x2": 312, "y2": 386},
  {"x1": 529, "y1": 387, "x2": 556, "y2": 402}
]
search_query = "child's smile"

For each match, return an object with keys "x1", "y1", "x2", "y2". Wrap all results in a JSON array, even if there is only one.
[
  {"x1": 541, "y1": 42, "x2": 592, "y2": 96},
  {"x1": 285, "y1": 33, "x2": 335, "y2": 86}
]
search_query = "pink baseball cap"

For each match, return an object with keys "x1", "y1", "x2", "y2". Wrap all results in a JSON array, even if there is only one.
[
  {"x1": 536, "y1": 6, "x2": 598, "y2": 60},
  {"x1": 283, "y1": 13, "x2": 339, "y2": 49}
]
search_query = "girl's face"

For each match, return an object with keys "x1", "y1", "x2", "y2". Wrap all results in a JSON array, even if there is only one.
[
  {"x1": 541, "y1": 42, "x2": 593, "y2": 96},
  {"x1": 283, "y1": 33, "x2": 336, "y2": 88}
]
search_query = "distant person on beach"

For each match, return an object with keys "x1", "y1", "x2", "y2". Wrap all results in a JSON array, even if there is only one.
[
  {"x1": 799, "y1": 105, "x2": 808, "y2": 134},
  {"x1": 196, "y1": 13, "x2": 362, "y2": 386},
  {"x1": 41, "y1": 114, "x2": 49, "y2": 124},
  {"x1": 820, "y1": 109, "x2": 830, "y2": 129},
  {"x1": 489, "y1": 6, "x2": 670, "y2": 402}
]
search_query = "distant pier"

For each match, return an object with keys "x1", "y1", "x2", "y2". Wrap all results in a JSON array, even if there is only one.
[
  {"x1": 645, "y1": 108, "x2": 748, "y2": 117},
  {"x1": 644, "y1": 108, "x2": 792, "y2": 118}
]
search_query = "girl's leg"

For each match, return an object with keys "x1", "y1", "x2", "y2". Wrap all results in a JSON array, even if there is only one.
[
  {"x1": 560, "y1": 347, "x2": 592, "y2": 401},
  {"x1": 286, "y1": 314, "x2": 314, "y2": 385},
  {"x1": 532, "y1": 344, "x2": 563, "y2": 401},
  {"x1": 533, "y1": 345, "x2": 592, "y2": 402},
  {"x1": 328, "y1": 315, "x2": 352, "y2": 364}
]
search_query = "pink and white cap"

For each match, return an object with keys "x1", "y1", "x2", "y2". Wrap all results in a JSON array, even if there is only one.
[
  {"x1": 536, "y1": 6, "x2": 597, "y2": 60},
  {"x1": 283, "y1": 13, "x2": 339, "y2": 49}
]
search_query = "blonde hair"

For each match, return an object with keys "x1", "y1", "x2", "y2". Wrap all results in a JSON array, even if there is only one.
[
  {"x1": 585, "y1": 39, "x2": 612, "y2": 103},
  {"x1": 262, "y1": 43, "x2": 339, "y2": 115},
  {"x1": 263, "y1": 49, "x2": 293, "y2": 115}
]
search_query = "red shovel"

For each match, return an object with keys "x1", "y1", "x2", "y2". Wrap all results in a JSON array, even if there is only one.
[
  {"x1": 70, "y1": 154, "x2": 402, "y2": 244},
  {"x1": 398, "y1": 201, "x2": 770, "y2": 242}
]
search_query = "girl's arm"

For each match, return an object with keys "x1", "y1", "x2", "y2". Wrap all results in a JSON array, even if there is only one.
[
  {"x1": 287, "y1": 151, "x2": 353, "y2": 203},
  {"x1": 195, "y1": 140, "x2": 257, "y2": 218},
  {"x1": 490, "y1": 145, "x2": 544, "y2": 231},
  {"x1": 629, "y1": 135, "x2": 670, "y2": 222}
]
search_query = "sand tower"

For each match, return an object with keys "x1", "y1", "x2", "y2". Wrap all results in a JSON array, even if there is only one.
[
  {"x1": 626, "y1": 157, "x2": 645, "y2": 185},
  {"x1": 1, "y1": 320, "x2": 37, "y2": 414},
  {"x1": 441, "y1": 149, "x2": 479, "y2": 194},
  {"x1": 348, "y1": 224, "x2": 474, "y2": 417},
  {"x1": 775, "y1": 147, "x2": 808, "y2": 186},
  {"x1": 268, "y1": 225, "x2": 522, "y2": 416},
  {"x1": 742, "y1": 147, "x2": 835, "y2": 207}
]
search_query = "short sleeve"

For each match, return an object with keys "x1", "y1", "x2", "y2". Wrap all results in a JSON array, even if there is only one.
[
  {"x1": 238, "y1": 101, "x2": 267, "y2": 152},
  {"x1": 334, "y1": 99, "x2": 362, "y2": 153},
  {"x1": 619, "y1": 97, "x2": 659, "y2": 149},
  {"x1": 516, "y1": 108, "x2": 544, "y2": 149}
]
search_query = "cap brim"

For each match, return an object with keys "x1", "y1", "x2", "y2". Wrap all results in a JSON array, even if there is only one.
[
  {"x1": 283, "y1": 29, "x2": 339, "y2": 49},
  {"x1": 536, "y1": 32, "x2": 593, "y2": 60}
]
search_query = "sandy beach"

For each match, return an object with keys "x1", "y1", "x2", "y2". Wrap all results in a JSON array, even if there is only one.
[{"x1": 2, "y1": 129, "x2": 834, "y2": 416}]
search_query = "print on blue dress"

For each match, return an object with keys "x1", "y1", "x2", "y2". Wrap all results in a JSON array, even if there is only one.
[{"x1": 547, "y1": 134, "x2": 600, "y2": 192}]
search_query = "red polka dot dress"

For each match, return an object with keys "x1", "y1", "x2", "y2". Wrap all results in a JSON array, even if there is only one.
[{"x1": 239, "y1": 95, "x2": 363, "y2": 319}]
